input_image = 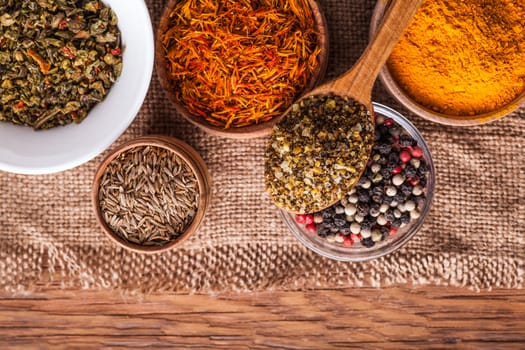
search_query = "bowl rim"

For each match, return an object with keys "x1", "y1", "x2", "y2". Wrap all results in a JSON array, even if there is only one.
[
  {"x1": 154, "y1": 0, "x2": 329, "y2": 139},
  {"x1": 370, "y1": 1, "x2": 525, "y2": 126},
  {"x1": 281, "y1": 102, "x2": 436, "y2": 262},
  {"x1": 91, "y1": 135, "x2": 211, "y2": 254}
]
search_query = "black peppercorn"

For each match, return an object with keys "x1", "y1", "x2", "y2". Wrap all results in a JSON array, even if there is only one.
[
  {"x1": 380, "y1": 226, "x2": 390, "y2": 239},
  {"x1": 418, "y1": 162, "x2": 429, "y2": 174},
  {"x1": 369, "y1": 204, "x2": 380, "y2": 217},
  {"x1": 322, "y1": 209, "x2": 334, "y2": 219},
  {"x1": 400, "y1": 212, "x2": 411, "y2": 225},
  {"x1": 334, "y1": 217, "x2": 346, "y2": 227},
  {"x1": 380, "y1": 167, "x2": 392, "y2": 180},
  {"x1": 361, "y1": 237, "x2": 375, "y2": 247},
  {"x1": 388, "y1": 152, "x2": 399, "y2": 164},
  {"x1": 384, "y1": 210, "x2": 396, "y2": 222},
  {"x1": 391, "y1": 218, "x2": 402, "y2": 228},
  {"x1": 356, "y1": 202, "x2": 369, "y2": 216},
  {"x1": 399, "y1": 134, "x2": 415, "y2": 147},
  {"x1": 400, "y1": 183, "x2": 413, "y2": 196},
  {"x1": 357, "y1": 189, "x2": 370, "y2": 202},
  {"x1": 404, "y1": 165, "x2": 417, "y2": 178},
  {"x1": 377, "y1": 143, "x2": 392, "y2": 155}
]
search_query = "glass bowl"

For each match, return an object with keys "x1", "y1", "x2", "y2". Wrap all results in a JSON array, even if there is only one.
[{"x1": 280, "y1": 103, "x2": 436, "y2": 261}]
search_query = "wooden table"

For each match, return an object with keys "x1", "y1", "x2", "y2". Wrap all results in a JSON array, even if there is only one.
[{"x1": 1, "y1": 286, "x2": 524, "y2": 349}]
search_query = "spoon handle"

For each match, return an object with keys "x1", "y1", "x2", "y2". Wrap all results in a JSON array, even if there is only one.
[{"x1": 330, "y1": 0, "x2": 422, "y2": 103}]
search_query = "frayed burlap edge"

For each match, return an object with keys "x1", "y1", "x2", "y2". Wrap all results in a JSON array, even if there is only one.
[{"x1": 1, "y1": 241, "x2": 522, "y2": 294}]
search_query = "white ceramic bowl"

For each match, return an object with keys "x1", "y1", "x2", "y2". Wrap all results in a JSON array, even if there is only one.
[{"x1": 0, "y1": 0, "x2": 154, "y2": 174}]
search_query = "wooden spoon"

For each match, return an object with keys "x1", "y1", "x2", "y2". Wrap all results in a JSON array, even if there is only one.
[
  {"x1": 304, "y1": 0, "x2": 422, "y2": 113},
  {"x1": 265, "y1": 0, "x2": 423, "y2": 214}
]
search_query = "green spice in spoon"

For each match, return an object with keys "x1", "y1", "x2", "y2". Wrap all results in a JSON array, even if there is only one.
[{"x1": 265, "y1": 0, "x2": 422, "y2": 213}]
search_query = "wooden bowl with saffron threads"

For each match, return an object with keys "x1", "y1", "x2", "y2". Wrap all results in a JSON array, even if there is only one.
[
  {"x1": 92, "y1": 135, "x2": 211, "y2": 254},
  {"x1": 370, "y1": 1, "x2": 525, "y2": 126},
  {"x1": 155, "y1": 0, "x2": 329, "y2": 139}
]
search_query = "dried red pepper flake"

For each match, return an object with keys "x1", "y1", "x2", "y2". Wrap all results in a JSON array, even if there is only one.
[{"x1": 61, "y1": 46, "x2": 75, "y2": 59}]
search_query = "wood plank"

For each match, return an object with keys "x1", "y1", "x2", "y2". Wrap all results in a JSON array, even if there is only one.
[{"x1": 0, "y1": 286, "x2": 524, "y2": 349}]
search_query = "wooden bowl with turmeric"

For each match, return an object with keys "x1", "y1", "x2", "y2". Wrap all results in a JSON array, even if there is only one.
[
  {"x1": 370, "y1": 0, "x2": 525, "y2": 126},
  {"x1": 155, "y1": 0, "x2": 328, "y2": 138}
]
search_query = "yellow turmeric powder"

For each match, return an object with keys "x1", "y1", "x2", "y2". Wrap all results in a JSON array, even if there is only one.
[{"x1": 387, "y1": 0, "x2": 525, "y2": 116}]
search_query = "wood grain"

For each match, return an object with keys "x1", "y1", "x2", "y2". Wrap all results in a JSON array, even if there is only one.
[{"x1": 0, "y1": 286, "x2": 524, "y2": 349}]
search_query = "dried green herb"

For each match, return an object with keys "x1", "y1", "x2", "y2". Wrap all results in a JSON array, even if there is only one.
[
  {"x1": 265, "y1": 94, "x2": 374, "y2": 213},
  {"x1": 0, "y1": 0, "x2": 122, "y2": 130}
]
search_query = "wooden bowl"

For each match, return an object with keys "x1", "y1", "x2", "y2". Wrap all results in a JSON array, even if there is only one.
[
  {"x1": 155, "y1": 0, "x2": 329, "y2": 139},
  {"x1": 370, "y1": 1, "x2": 525, "y2": 126},
  {"x1": 92, "y1": 135, "x2": 211, "y2": 254}
]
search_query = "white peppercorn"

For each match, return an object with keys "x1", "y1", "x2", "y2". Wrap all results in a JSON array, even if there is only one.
[
  {"x1": 410, "y1": 158, "x2": 420, "y2": 169},
  {"x1": 354, "y1": 214, "x2": 365, "y2": 223},
  {"x1": 348, "y1": 194, "x2": 359, "y2": 204},
  {"x1": 360, "y1": 179, "x2": 371, "y2": 189},
  {"x1": 376, "y1": 214, "x2": 387, "y2": 226},
  {"x1": 404, "y1": 200, "x2": 416, "y2": 211},
  {"x1": 313, "y1": 213, "x2": 323, "y2": 224},
  {"x1": 360, "y1": 226, "x2": 371, "y2": 238},
  {"x1": 412, "y1": 185, "x2": 423, "y2": 196},
  {"x1": 410, "y1": 209, "x2": 421, "y2": 219},
  {"x1": 392, "y1": 174, "x2": 405, "y2": 186},
  {"x1": 344, "y1": 204, "x2": 357, "y2": 216},
  {"x1": 371, "y1": 163, "x2": 381, "y2": 173},
  {"x1": 350, "y1": 222, "x2": 361, "y2": 234},
  {"x1": 371, "y1": 229, "x2": 382, "y2": 242},
  {"x1": 385, "y1": 186, "x2": 397, "y2": 197}
]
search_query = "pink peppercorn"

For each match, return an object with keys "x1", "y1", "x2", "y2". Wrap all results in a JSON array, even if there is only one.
[
  {"x1": 342, "y1": 238, "x2": 353, "y2": 247},
  {"x1": 295, "y1": 214, "x2": 306, "y2": 224},
  {"x1": 408, "y1": 176, "x2": 420, "y2": 186},
  {"x1": 392, "y1": 165, "x2": 403, "y2": 175},
  {"x1": 399, "y1": 150, "x2": 411, "y2": 163},
  {"x1": 305, "y1": 223, "x2": 317, "y2": 234},
  {"x1": 304, "y1": 214, "x2": 314, "y2": 225},
  {"x1": 384, "y1": 118, "x2": 394, "y2": 127},
  {"x1": 390, "y1": 227, "x2": 398, "y2": 236},
  {"x1": 410, "y1": 146, "x2": 423, "y2": 158},
  {"x1": 350, "y1": 233, "x2": 361, "y2": 243}
]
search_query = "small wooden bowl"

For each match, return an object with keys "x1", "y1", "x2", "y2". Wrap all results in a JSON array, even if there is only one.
[
  {"x1": 155, "y1": 0, "x2": 329, "y2": 139},
  {"x1": 92, "y1": 135, "x2": 211, "y2": 254},
  {"x1": 370, "y1": 1, "x2": 525, "y2": 126}
]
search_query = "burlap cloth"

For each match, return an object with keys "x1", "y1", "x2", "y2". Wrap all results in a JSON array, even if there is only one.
[{"x1": 0, "y1": 0, "x2": 523, "y2": 293}]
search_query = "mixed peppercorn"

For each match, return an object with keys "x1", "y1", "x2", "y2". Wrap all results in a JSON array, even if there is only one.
[{"x1": 294, "y1": 114, "x2": 430, "y2": 248}]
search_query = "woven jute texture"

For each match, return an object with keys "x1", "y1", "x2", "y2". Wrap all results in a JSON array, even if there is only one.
[{"x1": 1, "y1": 0, "x2": 524, "y2": 293}]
